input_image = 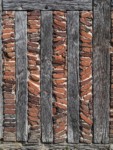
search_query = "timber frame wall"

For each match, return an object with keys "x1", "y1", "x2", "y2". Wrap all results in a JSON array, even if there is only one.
[{"x1": 0, "y1": 0, "x2": 113, "y2": 149}]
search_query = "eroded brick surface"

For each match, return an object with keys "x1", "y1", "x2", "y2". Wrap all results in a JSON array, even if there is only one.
[
  {"x1": 27, "y1": 11, "x2": 41, "y2": 143},
  {"x1": 52, "y1": 11, "x2": 67, "y2": 143},
  {"x1": 2, "y1": 11, "x2": 16, "y2": 142},
  {"x1": 0, "y1": 10, "x2": 107, "y2": 145},
  {"x1": 80, "y1": 11, "x2": 93, "y2": 144}
]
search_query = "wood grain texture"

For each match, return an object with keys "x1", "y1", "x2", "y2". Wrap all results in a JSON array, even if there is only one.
[
  {"x1": 3, "y1": 0, "x2": 92, "y2": 10},
  {"x1": 93, "y1": 0, "x2": 110, "y2": 144},
  {"x1": 41, "y1": 11, "x2": 53, "y2": 143},
  {"x1": 15, "y1": 11, "x2": 28, "y2": 142},
  {"x1": 0, "y1": 0, "x2": 3, "y2": 139},
  {"x1": 67, "y1": 11, "x2": 79, "y2": 144},
  {"x1": 111, "y1": 0, "x2": 113, "y2": 6}
]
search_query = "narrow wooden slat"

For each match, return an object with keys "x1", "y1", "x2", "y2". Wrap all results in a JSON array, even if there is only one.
[
  {"x1": 15, "y1": 11, "x2": 28, "y2": 142},
  {"x1": 67, "y1": 11, "x2": 79, "y2": 144},
  {"x1": 0, "y1": 0, "x2": 3, "y2": 139},
  {"x1": 41, "y1": 11, "x2": 53, "y2": 143},
  {"x1": 3, "y1": 0, "x2": 92, "y2": 11},
  {"x1": 111, "y1": 0, "x2": 113, "y2": 6},
  {"x1": 93, "y1": 0, "x2": 110, "y2": 143}
]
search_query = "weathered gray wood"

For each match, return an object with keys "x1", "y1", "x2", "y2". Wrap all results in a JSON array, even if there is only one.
[
  {"x1": 3, "y1": 0, "x2": 92, "y2": 10},
  {"x1": 0, "y1": 0, "x2": 3, "y2": 140},
  {"x1": 111, "y1": 0, "x2": 113, "y2": 6},
  {"x1": 67, "y1": 11, "x2": 79, "y2": 144},
  {"x1": 41, "y1": 11, "x2": 53, "y2": 143},
  {"x1": 0, "y1": 143, "x2": 110, "y2": 150},
  {"x1": 15, "y1": 11, "x2": 28, "y2": 142},
  {"x1": 93, "y1": 0, "x2": 110, "y2": 144}
]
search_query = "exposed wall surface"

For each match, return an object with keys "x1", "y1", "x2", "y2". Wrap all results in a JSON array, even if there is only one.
[
  {"x1": 27, "y1": 10, "x2": 41, "y2": 143},
  {"x1": 2, "y1": 11, "x2": 16, "y2": 142},
  {"x1": 0, "y1": 0, "x2": 112, "y2": 148},
  {"x1": 80, "y1": 11, "x2": 93, "y2": 144}
]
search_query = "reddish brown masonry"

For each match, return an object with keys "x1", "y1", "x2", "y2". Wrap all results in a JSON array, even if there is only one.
[
  {"x1": 52, "y1": 11, "x2": 67, "y2": 143},
  {"x1": 27, "y1": 10, "x2": 41, "y2": 143},
  {"x1": 1, "y1": 8, "x2": 111, "y2": 146},
  {"x1": 80, "y1": 11, "x2": 93, "y2": 144},
  {"x1": 2, "y1": 11, "x2": 16, "y2": 141}
]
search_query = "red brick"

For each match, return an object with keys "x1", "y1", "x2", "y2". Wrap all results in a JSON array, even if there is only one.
[
  {"x1": 54, "y1": 87, "x2": 66, "y2": 94},
  {"x1": 81, "y1": 12, "x2": 92, "y2": 18},
  {"x1": 80, "y1": 113, "x2": 93, "y2": 125},
  {"x1": 4, "y1": 127, "x2": 16, "y2": 132},
  {"x1": 28, "y1": 116, "x2": 38, "y2": 122},
  {"x1": 53, "y1": 11, "x2": 66, "y2": 17},
  {"x1": 56, "y1": 98, "x2": 67, "y2": 105},
  {"x1": 5, "y1": 104, "x2": 15, "y2": 109},
  {"x1": 54, "y1": 102, "x2": 67, "y2": 110},
  {"x1": 80, "y1": 59, "x2": 91, "y2": 67},
  {"x1": 54, "y1": 123, "x2": 65, "y2": 133},
  {"x1": 4, "y1": 93, "x2": 15, "y2": 99},
  {"x1": 4, "y1": 109, "x2": 16, "y2": 115},
  {"x1": 54, "y1": 19, "x2": 66, "y2": 29},
  {"x1": 4, "y1": 100, "x2": 15, "y2": 104},
  {"x1": 53, "y1": 73, "x2": 65, "y2": 79},
  {"x1": 81, "y1": 31, "x2": 92, "y2": 39}
]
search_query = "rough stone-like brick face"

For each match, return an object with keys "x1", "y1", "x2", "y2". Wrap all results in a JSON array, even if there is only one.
[
  {"x1": 2, "y1": 11, "x2": 16, "y2": 142},
  {"x1": 27, "y1": 10, "x2": 41, "y2": 143},
  {"x1": 80, "y1": 11, "x2": 93, "y2": 144},
  {"x1": 1, "y1": 10, "x2": 108, "y2": 145},
  {"x1": 53, "y1": 11, "x2": 67, "y2": 143}
]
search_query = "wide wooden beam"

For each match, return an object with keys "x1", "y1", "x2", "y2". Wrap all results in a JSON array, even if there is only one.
[
  {"x1": 41, "y1": 11, "x2": 53, "y2": 143},
  {"x1": 0, "y1": 0, "x2": 3, "y2": 140},
  {"x1": 3, "y1": 0, "x2": 92, "y2": 11},
  {"x1": 93, "y1": 0, "x2": 110, "y2": 144},
  {"x1": 15, "y1": 11, "x2": 28, "y2": 142},
  {"x1": 67, "y1": 11, "x2": 79, "y2": 144}
]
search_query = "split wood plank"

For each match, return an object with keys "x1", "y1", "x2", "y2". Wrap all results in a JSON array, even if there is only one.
[
  {"x1": 93, "y1": 0, "x2": 111, "y2": 144},
  {"x1": 67, "y1": 11, "x2": 79, "y2": 144},
  {"x1": 41, "y1": 11, "x2": 53, "y2": 143},
  {"x1": 15, "y1": 11, "x2": 28, "y2": 142},
  {"x1": 3, "y1": 0, "x2": 92, "y2": 11}
]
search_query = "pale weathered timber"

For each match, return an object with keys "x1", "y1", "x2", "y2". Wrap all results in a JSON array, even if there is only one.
[
  {"x1": 67, "y1": 11, "x2": 79, "y2": 144},
  {"x1": 93, "y1": 0, "x2": 110, "y2": 144},
  {"x1": 15, "y1": 11, "x2": 28, "y2": 142},
  {"x1": 0, "y1": 143, "x2": 110, "y2": 150},
  {"x1": 41, "y1": 11, "x2": 53, "y2": 143},
  {"x1": 3, "y1": 0, "x2": 92, "y2": 11},
  {"x1": 0, "y1": 0, "x2": 3, "y2": 140},
  {"x1": 111, "y1": 1, "x2": 113, "y2": 7}
]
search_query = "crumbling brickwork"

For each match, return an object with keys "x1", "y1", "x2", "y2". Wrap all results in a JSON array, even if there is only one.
[
  {"x1": 80, "y1": 11, "x2": 93, "y2": 144},
  {"x1": 2, "y1": 11, "x2": 16, "y2": 142}
]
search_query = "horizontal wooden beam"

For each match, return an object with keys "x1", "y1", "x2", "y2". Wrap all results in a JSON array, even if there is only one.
[{"x1": 3, "y1": 0, "x2": 92, "y2": 10}]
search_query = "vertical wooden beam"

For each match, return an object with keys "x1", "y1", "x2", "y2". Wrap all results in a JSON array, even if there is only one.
[
  {"x1": 93, "y1": 0, "x2": 110, "y2": 143},
  {"x1": 15, "y1": 11, "x2": 28, "y2": 142},
  {"x1": 0, "y1": 0, "x2": 3, "y2": 139},
  {"x1": 67, "y1": 11, "x2": 79, "y2": 143},
  {"x1": 41, "y1": 11, "x2": 53, "y2": 143}
]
